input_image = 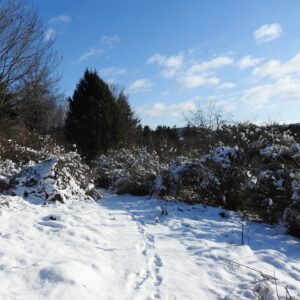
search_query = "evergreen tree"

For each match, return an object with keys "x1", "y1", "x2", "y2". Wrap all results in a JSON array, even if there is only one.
[
  {"x1": 116, "y1": 90, "x2": 140, "y2": 145},
  {"x1": 142, "y1": 125, "x2": 152, "y2": 147},
  {"x1": 65, "y1": 69, "x2": 120, "y2": 159}
]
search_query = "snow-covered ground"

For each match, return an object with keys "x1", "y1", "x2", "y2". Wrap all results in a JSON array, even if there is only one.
[{"x1": 0, "y1": 193, "x2": 299, "y2": 300}]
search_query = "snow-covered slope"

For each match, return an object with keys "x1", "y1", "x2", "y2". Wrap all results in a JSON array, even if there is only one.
[{"x1": 0, "y1": 193, "x2": 299, "y2": 300}]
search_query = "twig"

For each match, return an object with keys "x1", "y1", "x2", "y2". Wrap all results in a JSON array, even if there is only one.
[
  {"x1": 222, "y1": 258, "x2": 278, "y2": 280},
  {"x1": 274, "y1": 270, "x2": 280, "y2": 300},
  {"x1": 285, "y1": 286, "x2": 292, "y2": 300},
  {"x1": 158, "y1": 197, "x2": 168, "y2": 216}
]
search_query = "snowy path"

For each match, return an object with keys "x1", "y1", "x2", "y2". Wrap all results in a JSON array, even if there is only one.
[{"x1": 0, "y1": 193, "x2": 299, "y2": 300}]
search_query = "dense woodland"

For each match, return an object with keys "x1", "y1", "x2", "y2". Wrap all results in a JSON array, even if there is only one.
[{"x1": 1, "y1": 1, "x2": 300, "y2": 238}]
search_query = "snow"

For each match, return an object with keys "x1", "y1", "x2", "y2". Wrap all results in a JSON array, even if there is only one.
[{"x1": 0, "y1": 193, "x2": 299, "y2": 300}]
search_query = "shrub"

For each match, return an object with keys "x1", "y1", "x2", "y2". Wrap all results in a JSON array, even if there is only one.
[
  {"x1": 96, "y1": 147, "x2": 164, "y2": 196},
  {"x1": 15, "y1": 152, "x2": 98, "y2": 203},
  {"x1": 0, "y1": 128, "x2": 66, "y2": 165},
  {"x1": 0, "y1": 131, "x2": 99, "y2": 203}
]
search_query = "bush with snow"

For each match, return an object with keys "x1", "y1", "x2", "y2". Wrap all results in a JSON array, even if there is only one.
[
  {"x1": 13, "y1": 152, "x2": 99, "y2": 203},
  {"x1": 0, "y1": 130, "x2": 66, "y2": 165},
  {"x1": 94, "y1": 124, "x2": 300, "y2": 237},
  {"x1": 0, "y1": 159, "x2": 20, "y2": 193},
  {"x1": 1, "y1": 123, "x2": 300, "y2": 236},
  {"x1": 0, "y1": 134, "x2": 99, "y2": 204},
  {"x1": 96, "y1": 147, "x2": 164, "y2": 196},
  {"x1": 283, "y1": 172, "x2": 300, "y2": 237}
]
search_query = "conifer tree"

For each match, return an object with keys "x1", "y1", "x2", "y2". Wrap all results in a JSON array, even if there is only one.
[
  {"x1": 65, "y1": 69, "x2": 120, "y2": 159},
  {"x1": 116, "y1": 90, "x2": 140, "y2": 145}
]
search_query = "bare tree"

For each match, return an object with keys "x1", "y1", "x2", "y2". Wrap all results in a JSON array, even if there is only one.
[
  {"x1": 0, "y1": 0, "x2": 60, "y2": 120},
  {"x1": 186, "y1": 101, "x2": 231, "y2": 131},
  {"x1": 184, "y1": 101, "x2": 232, "y2": 150}
]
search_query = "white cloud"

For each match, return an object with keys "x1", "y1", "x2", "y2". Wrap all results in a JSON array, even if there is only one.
[
  {"x1": 44, "y1": 28, "x2": 56, "y2": 41},
  {"x1": 254, "y1": 23, "x2": 283, "y2": 43},
  {"x1": 50, "y1": 15, "x2": 72, "y2": 25},
  {"x1": 252, "y1": 53, "x2": 300, "y2": 78},
  {"x1": 128, "y1": 79, "x2": 152, "y2": 93},
  {"x1": 188, "y1": 56, "x2": 233, "y2": 74},
  {"x1": 176, "y1": 56, "x2": 233, "y2": 89},
  {"x1": 217, "y1": 82, "x2": 236, "y2": 89},
  {"x1": 243, "y1": 77, "x2": 300, "y2": 110},
  {"x1": 147, "y1": 52, "x2": 233, "y2": 89},
  {"x1": 148, "y1": 53, "x2": 183, "y2": 69},
  {"x1": 79, "y1": 47, "x2": 104, "y2": 62},
  {"x1": 78, "y1": 35, "x2": 119, "y2": 62},
  {"x1": 238, "y1": 55, "x2": 262, "y2": 69},
  {"x1": 147, "y1": 53, "x2": 183, "y2": 79},
  {"x1": 178, "y1": 74, "x2": 220, "y2": 89},
  {"x1": 242, "y1": 52, "x2": 300, "y2": 110},
  {"x1": 100, "y1": 67, "x2": 127, "y2": 77},
  {"x1": 137, "y1": 100, "x2": 197, "y2": 117},
  {"x1": 100, "y1": 35, "x2": 120, "y2": 47},
  {"x1": 243, "y1": 84, "x2": 273, "y2": 109}
]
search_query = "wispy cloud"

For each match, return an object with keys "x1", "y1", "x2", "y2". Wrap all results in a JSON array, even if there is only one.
[
  {"x1": 137, "y1": 100, "x2": 197, "y2": 117},
  {"x1": 147, "y1": 53, "x2": 183, "y2": 79},
  {"x1": 243, "y1": 77, "x2": 300, "y2": 110},
  {"x1": 178, "y1": 75, "x2": 220, "y2": 89},
  {"x1": 100, "y1": 67, "x2": 127, "y2": 77},
  {"x1": 50, "y1": 15, "x2": 72, "y2": 25},
  {"x1": 79, "y1": 47, "x2": 105, "y2": 62},
  {"x1": 100, "y1": 35, "x2": 120, "y2": 47},
  {"x1": 78, "y1": 35, "x2": 119, "y2": 62},
  {"x1": 238, "y1": 55, "x2": 262, "y2": 69},
  {"x1": 147, "y1": 52, "x2": 233, "y2": 89},
  {"x1": 44, "y1": 28, "x2": 56, "y2": 42},
  {"x1": 177, "y1": 56, "x2": 233, "y2": 89},
  {"x1": 252, "y1": 52, "x2": 300, "y2": 78},
  {"x1": 240, "y1": 52, "x2": 300, "y2": 110},
  {"x1": 187, "y1": 56, "x2": 234, "y2": 73},
  {"x1": 254, "y1": 23, "x2": 283, "y2": 43},
  {"x1": 128, "y1": 79, "x2": 153, "y2": 93},
  {"x1": 217, "y1": 82, "x2": 236, "y2": 89}
]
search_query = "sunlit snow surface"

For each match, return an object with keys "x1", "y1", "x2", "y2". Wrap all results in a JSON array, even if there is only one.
[{"x1": 0, "y1": 193, "x2": 299, "y2": 300}]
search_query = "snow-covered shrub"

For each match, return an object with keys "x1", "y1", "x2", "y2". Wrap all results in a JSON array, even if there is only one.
[
  {"x1": 283, "y1": 200, "x2": 300, "y2": 238},
  {"x1": 283, "y1": 173, "x2": 300, "y2": 237},
  {"x1": 160, "y1": 156, "x2": 202, "y2": 202},
  {"x1": 159, "y1": 124, "x2": 300, "y2": 231},
  {"x1": 0, "y1": 159, "x2": 20, "y2": 192},
  {"x1": 242, "y1": 168, "x2": 291, "y2": 223},
  {"x1": 12, "y1": 152, "x2": 99, "y2": 203},
  {"x1": 0, "y1": 130, "x2": 66, "y2": 165},
  {"x1": 158, "y1": 146, "x2": 246, "y2": 208},
  {"x1": 0, "y1": 132, "x2": 99, "y2": 203},
  {"x1": 196, "y1": 146, "x2": 246, "y2": 209},
  {"x1": 201, "y1": 124, "x2": 299, "y2": 224},
  {"x1": 96, "y1": 147, "x2": 164, "y2": 196},
  {"x1": 94, "y1": 123, "x2": 300, "y2": 236}
]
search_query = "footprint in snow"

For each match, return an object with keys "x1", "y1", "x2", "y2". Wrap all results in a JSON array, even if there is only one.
[
  {"x1": 36, "y1": 215, "x2": 64, "y2": 230},
  {"x1": 42, "y1": 214, "x2": 61, "y2": 222},
  {"x1": 37, "y1": 221, "x2": 65, "y2": 229}
]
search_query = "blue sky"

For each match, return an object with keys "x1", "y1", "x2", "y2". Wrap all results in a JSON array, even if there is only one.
[{"x1": 32, "y1": 0, "x2": 300, "y2": 128}]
